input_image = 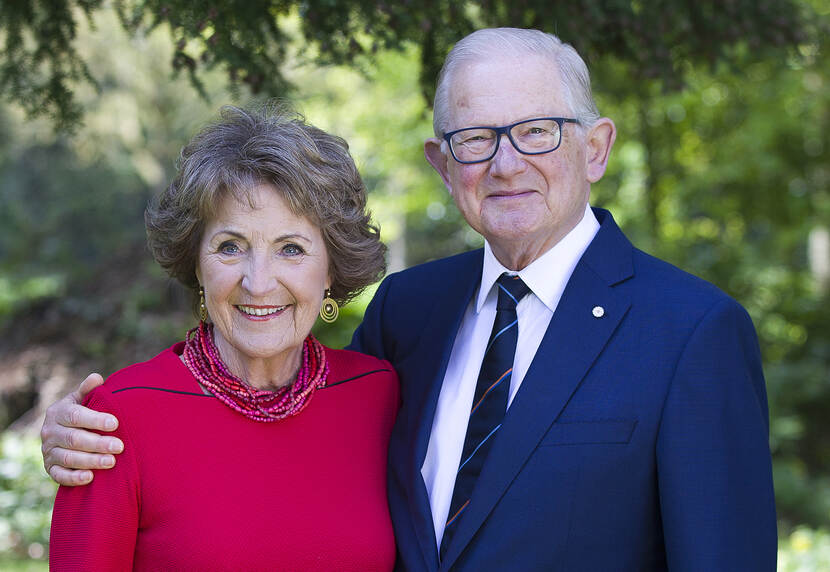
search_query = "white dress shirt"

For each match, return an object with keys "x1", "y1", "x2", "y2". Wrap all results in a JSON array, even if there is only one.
[{"x1": 421, "y1": 204, "x2": 601, "y2": 547}]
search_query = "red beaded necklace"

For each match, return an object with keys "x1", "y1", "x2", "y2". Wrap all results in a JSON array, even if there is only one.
[{"x1": 181, "y1": 321, "x2": 328, "y2": 422}]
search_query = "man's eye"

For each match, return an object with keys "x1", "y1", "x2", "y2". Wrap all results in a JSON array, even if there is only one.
[
  {"x1": 462, "y1": 134, "x2": 492, "y2": 144},
  {"x1": 519, "y1": 126, "x2": 549, "y2": 137},
  {"x1": 282, "y1": 243, "x2": 305, "y2": 256}
]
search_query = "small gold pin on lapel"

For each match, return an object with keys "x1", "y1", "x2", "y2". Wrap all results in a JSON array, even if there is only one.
[{"x1": 592, "y1": 306, "x2": 605, "y2": 318}]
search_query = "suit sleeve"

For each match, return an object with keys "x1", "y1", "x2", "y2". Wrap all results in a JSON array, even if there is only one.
[
  {"x1": 656, "y1": 297, "x2": 776, "y2": 571},
  {"x1": 49, "y1": 389, "x2": 140, "y2": 571},
  {"x1": 347, "y1": 272, "x2": 394, "y2": 359}
]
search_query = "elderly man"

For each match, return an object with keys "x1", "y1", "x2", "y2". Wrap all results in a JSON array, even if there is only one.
[{"x1": 42, "y1": 28, "x2": 775, "y2": 571}]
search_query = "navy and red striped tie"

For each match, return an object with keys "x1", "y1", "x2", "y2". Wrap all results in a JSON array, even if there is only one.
[{"x1": 440, "y1": 273, "x2": 531, "y2": 559}]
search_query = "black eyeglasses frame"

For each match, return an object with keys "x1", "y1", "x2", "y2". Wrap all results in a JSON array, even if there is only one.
[{"x1": 442, "y1": 116, "x2": 580, "y2": 164}]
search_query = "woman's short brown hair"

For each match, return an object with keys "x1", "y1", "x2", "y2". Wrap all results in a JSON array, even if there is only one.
[{"x1": 145, "y1": 103, "x2": 386, "y2": 308}]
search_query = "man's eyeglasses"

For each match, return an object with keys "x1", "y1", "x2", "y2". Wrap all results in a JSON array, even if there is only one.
[{"x1": 443, "y1": 117, "x2": 580, "y2": 164}]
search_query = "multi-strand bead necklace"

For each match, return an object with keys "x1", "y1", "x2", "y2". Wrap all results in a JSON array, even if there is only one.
[{"x1": 181, "y1": 321, "x2": 329, "y2": 422}]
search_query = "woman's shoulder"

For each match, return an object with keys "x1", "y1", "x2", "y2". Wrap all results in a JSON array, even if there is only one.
[
  {"x1": 323, "y1": 346, "x2": 397, "y2": 388},
  {"x1": 95, "y1": 342, "x2": 188, "y2": 394},
  {"x1": 83, "y1": 342, "x2": 199, "y2": 419},
  {"x1": 321, "y1": 347, "x2": 399, "y2": 416}
]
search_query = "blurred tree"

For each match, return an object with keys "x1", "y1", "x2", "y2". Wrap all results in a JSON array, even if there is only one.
[
  {"x1": 0, "y1": 6, "x2": 244, "y2": 374},
  {"x1": 0, "y1": 0, "x2": 828, "y2": 551},
  {"x1": 0, "y1": 0, "x2": 819, "y2": 130},
  {"x1": 293, "y1": 45, "x2": 464, "y2": 345}
]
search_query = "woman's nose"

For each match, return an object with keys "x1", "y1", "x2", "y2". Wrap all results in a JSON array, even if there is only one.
[{"x1": 241, "y1": 254, "x2": 279, "y2": 295}]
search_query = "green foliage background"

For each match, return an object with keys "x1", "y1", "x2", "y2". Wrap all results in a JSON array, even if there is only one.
[{"x1": 0, "y1": 1, "x2": 828, "y2": 567}]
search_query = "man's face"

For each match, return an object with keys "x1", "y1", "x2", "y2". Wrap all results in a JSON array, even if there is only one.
[{"x1": 425, "y1": 54, "x2": 614, "y2": 269}]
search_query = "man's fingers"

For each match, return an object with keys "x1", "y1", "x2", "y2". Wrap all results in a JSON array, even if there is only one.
[
  {"x1": 42, "y1": 374, "x2": 116, "y2": 434},
  {"x1": 46, "y1": 422, "x2": 123, "y2": 454},
  {"x1": 42, "y1": 430, "x2": 121, "y2": 483},
  {"x1": 56, "y1": 401, "x2": 118, "y2": 432},
  {"x1": 44, "y1": 447, "x2": 116, "y2": 472},
  {"x1": 40, "y1": 373, "x2": 121, "y2": 484},
  {"x1": 75, "y1": 373, "x2": 105, "y2": 401},
  {"x1": 47, "y1": 465, "x2": 95, "y2": 487}
]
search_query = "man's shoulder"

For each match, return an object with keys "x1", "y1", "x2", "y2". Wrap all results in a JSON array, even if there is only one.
[
  {"x1": 383, "y1": 249, "x2": 483, "y2": 294},
  {"x1": 395, "y1": 249, "x2": 483, "y2": 278},
  {"x1": 591, "y1": 208, "x2": 737, "y2": 310},
  {"x1": 628, "y1": 247, "x2": 738, "y2": 311}
]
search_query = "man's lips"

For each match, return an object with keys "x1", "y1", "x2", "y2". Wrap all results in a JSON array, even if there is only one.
[{"x1": 486, "y1": 190, "x2": 536, "y2": 199}]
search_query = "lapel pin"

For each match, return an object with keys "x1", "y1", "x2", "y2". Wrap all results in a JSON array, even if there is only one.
[{"x1": 592, "y1": 306, "x2": 605, "y2": 318}]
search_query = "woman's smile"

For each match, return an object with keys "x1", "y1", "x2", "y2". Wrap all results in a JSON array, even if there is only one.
[
  {"x1": 235, "y1": 304, "x2": 288, "y2": 319},
  {"x1": 196, "y1": 184, "x2": 331, "y2": 386}
]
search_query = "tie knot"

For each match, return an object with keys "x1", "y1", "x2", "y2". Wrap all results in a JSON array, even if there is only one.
[{"x1": 495, "y1": 273, "x2": 531, "y2": 310}]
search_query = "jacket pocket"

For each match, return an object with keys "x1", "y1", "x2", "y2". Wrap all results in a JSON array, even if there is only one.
[{"x1": 539, "y1": 419, "x2": 637, "y2": 446}]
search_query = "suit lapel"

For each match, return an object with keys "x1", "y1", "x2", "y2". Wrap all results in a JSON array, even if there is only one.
[
  {"x1": 399, "y1": 250, "x2": 483, "y2": 570},
  {"x1": 440, "y1": 209, "x2": 635, "y2": 569}
]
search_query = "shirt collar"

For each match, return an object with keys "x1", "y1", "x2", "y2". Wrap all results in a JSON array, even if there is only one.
[{"x1": 476, "y1": 204, "x2": 600, "y2": 313}]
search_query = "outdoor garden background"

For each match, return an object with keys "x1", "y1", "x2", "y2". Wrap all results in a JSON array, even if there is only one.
[{"x1": 0, "y1": 1, "x2": 828, "y2": 569}]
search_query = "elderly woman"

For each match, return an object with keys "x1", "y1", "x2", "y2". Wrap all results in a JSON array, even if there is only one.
[{"x1": 49, "y1": 105, "x2": 398, "y2": 570}]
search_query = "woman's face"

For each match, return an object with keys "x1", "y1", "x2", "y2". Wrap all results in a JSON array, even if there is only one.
[{"x1": 196, "y1": 184, "x2": 330, "y2": 379}]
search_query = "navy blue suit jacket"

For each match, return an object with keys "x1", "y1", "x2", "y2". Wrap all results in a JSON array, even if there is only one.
[{"x1": 350, "y1": 208, "x2": 776, "y2": 571}]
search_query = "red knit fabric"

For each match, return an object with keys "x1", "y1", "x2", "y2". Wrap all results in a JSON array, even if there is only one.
[{"x1": 50, "y1": 343, "x2": 399, "y2": 571}]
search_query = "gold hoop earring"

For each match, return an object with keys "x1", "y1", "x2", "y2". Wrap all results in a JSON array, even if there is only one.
[
  {"x1": 198, "y1": 286, "x2": 208, "y2": 322},
  {"x1": 320, "y1": 289, "x2": 339, "y2": 323}
]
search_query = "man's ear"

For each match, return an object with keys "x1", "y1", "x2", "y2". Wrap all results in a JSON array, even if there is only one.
[
  {"x1": 424, "y1": 137, "x2": 453, "y2": 192},
  {"x1": 585, "y1": 118, "x2": 616, "y2": 183}
]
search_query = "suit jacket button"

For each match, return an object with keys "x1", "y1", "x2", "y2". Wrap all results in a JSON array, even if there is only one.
[{"x1": 592, "y1": 305, "x2": 605, "y2": 318}]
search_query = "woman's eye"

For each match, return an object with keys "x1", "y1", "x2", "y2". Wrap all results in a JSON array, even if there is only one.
[
  {"x1": 282, "y1": 243, "x2": 305, "y2": 256},
  {"x1": 218, "y1": 241, "x2": 240, "y2": 255}
]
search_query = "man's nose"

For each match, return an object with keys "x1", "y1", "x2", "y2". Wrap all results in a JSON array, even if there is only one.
[{"x1": 489, "y1": 133, "x2": 527, "y2": 176}]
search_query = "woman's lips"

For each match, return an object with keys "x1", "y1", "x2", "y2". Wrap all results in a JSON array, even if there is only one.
[{"x1": 235, "y1": 304, "x2": 287, "y2": 320}]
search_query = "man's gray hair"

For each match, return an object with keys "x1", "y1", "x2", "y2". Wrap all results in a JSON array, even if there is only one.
[{"x1": 432, "y1": 28, "x2": 601, "y2": 136}]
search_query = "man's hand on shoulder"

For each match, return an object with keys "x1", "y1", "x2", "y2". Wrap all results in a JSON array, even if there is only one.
[{"x1": 40, "y1": 373, "x2": 124, "y2": 486}]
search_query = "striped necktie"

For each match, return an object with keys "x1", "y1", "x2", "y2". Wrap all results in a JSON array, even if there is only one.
[{"x1": 440, "y1": 273, "x2": 531, "y2": 559}]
